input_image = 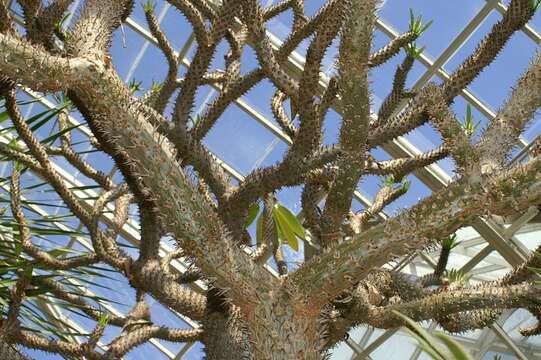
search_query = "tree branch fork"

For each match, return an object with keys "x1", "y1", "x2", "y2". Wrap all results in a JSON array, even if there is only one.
[{"x1": 0, "y1": 0, "x2": 540, "y2": 357}]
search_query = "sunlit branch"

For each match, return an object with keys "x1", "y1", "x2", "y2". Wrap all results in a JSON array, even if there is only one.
[
  {"x1": 369, "y1": 0, "x2": 534, "y2": 147},
  {"x1": 167, "y1": 0, "x2": 210, "y2": 46},
  {"x1": 365, "y1": 282, "x2": 541, "y2": 329},
  {"x1": 67, "y1": 0, "x2": 131, "y2": 59},
  {"x1": 477, "y1": 51, "x2": 541, "y2": 173},
  {"x1": 377, "y1": 54, "x2": 415, "y2": 124},
  {"x1": 5, "y1": 90, "x2": 92, "y2": 226},
  {"x1": 368, "y1": 31, "x2": 417, "y2": 67},
  {"x1": 191, "y1": 69, "x2": 265, "y2": 141},
  {"x1": 350, "y1": 183, "x2": 408, "y2": 234},
  {"x1": 366, "y1": 144, "x2": 449, "y2": 180},
  {"x1": 319, "y1": 0, "x2": 375, "y2": 246},
  {"x1": 294, "y1": 155, "x2": 541, "y2": 307},
  {"x1": 145, "y1": 6, "x2": 180, "y2": 114},
  {"x1": 271, "y1": 90, "x2": 297, "y2": 139}
]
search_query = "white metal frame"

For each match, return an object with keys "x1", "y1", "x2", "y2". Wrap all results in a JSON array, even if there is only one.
[{"x1": 5, "y1": 0, "x2": 541, "y2": 358}]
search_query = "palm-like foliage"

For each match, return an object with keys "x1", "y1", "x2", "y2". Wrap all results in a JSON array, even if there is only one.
[
  {"x1": 0, "y1": 101, "x2": 121, "y2": 358},
  {"x1": 394, "y1": 311, "x2": 474, "y2": 360},
  {"x1": 0, "y1": 0, "x2": 540, "y2": 359}
]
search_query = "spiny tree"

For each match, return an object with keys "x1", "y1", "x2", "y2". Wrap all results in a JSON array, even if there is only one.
[{"x1": 0, "y1": 0, "x2": 540, "y2": 358}]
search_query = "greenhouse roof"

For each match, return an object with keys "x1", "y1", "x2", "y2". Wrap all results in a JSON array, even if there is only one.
[{"x1": 4, "y1": 0, "x2": 541, "y2": 358}]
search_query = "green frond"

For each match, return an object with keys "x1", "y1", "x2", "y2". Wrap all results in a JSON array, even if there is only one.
[
  {"x1": 381, "y1": 175, "x2": 411, "y2": 193},
  {"x1": 128, "y1": 79, "x2": 143, "y2": 93},
  {"x1": 382, "y1": 174, "x2": 396, "y2": 187},
  {"x1": 98, "y1": 313, "x2": 109, "y2": 327},
  {"x1": 54, "y1": 13, "x2": 71, "y2": 32},
  {"x1": 444, "y1": 268, "x2": 470, "y2": 284},
  {"x1": 143, "y1": 1, "x2": 156, "y2": 14},
  {"x1": 393, "y1": 311, "x2": 447, "y2": 360},
  {"x1": 401, "y1": 179, "x2": 411, "y2": 192},
  {"x1": 189, "y1": 114, "x2": 201, "y2": 127},
  {"x1": 408, "y1": 9, "x2": 433, "y2": 37},
  {"x1": 404, "y1": 42, "x2": 426, "y2": 59},
  {"x1": 150, "y1": 80, "x2": 163, "y2": 92},
  {"x1": 394, "y1": 311, "x2": 474, "y2": 360},
  {"x1": 462, "y1": 104, "x2": 481, "y2": 136},
  {"x1": 530, "y1": 0, "x2": 541, "y2": 11},
  {"x1": 51, "y1": 92, "x2": 75, "y2": 111},
  {"x1": 441, "y1": 233, "x2": 460, "y2": 251}
]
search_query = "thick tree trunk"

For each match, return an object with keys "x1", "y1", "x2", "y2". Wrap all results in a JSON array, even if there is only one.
[
  {"x1": 202, "y1": 288, "x2": 250, "y2": 360},
  {"x1": 202, "y1": 310, "x2": 249, "y2": 360},
  {"x1": 202, "y1": 291, "x2": 326, "y2": 359},
  {"x1": 246, "y1": 299, "x2": 324, "y2": 360}
]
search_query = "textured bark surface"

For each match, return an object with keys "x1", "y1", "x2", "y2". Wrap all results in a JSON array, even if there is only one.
[
  {"x1": 0, "y1": 0, "x2": 540, "y2": 358},
  {"x1": 0, "y1": 341, "x2": 31, "y2": 360}
]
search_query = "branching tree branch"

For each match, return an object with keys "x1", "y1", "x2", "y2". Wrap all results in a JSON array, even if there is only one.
[{"x1": 0, "y1": 0, "x2": 540, "y2": 358}]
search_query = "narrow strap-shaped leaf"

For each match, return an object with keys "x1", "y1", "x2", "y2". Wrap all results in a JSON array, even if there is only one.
[
  {"x1": 433, "y1": 333, "x2": 474, "y2": 360},
  {"x1": 392, "y1": 311, "x2": 447, "y2": 359},
  {"x1": 416, "y1": 342, "x2": 446, "y2": 360}
]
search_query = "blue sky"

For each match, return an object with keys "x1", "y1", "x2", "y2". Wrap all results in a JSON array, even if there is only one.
[{"x1": 7, "y1": 0, "x2": 541, "y2": 358}]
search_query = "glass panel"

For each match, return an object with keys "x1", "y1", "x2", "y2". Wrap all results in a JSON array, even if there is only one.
[{"x1": 379, "y1": 0, "x2": 486, "y2": 59}]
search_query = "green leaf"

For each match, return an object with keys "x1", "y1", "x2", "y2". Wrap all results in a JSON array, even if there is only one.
[
  {"x1": 128, "y1": 79, "x2": 143, "y2": 93},
  {"x1": 0, "y1": 279, "x2": 18, "y2": 288},
  {"x1": 40, "y1": 123, "x2": 82, "y2": 145},
  {"x1": 143, "y1": 1, "x2": 156, "y2": 13},
  {"x1": 273, "y1": 204, "x2": 305, "y2": 240},
  {"x1": 402, "y1": 180, "x2": 411, "y2": 192},
  {"x1": 28, "y1": 109, "x2": 60, "y2": 133},
  {"x1": 408, "y1": 9, "x2": 433, "y2": 36},
  {"x1": 150, "y1": 81, "x2": 163, "y2": 93},
  {"x1": 22, "y1": 266, "x2": 34, "y2": 280},
  {"x1": 393, "y1": 311, "x2": 447, "y2": 360},
  {"x1": 382, "y1": 175, "x2": 396, "y2": 187},
  {"x1": 433, "y1": 333, "x2": 474, "y2": 360},
  {"x1": 0, "y1": 111, "x2": 9, "y2": 123},
  {"x1": 47, "y1": 248, "x2": 75, "y2": 258},
  {"x1": 273, "y1": 207, "x2": 299, "y2": 251},
  {"x1": 8, "y1": 137, "x2": 20, "y2": 151},
  {"x1": 404, "y1": 42, "x2": 425, "y2": 59},
  {"x1": 25, "y1": 288, "x2": 51, "y2": 297},
  {"x1": 51, "y1": 93, "x2": 74, "y2": 111},
  {"x1": 462, "y1": 104, "x2": 481, "y2": 136},
  {"x1": 417, "y1": 342, "x2": 446, "y2": 360},
  {"x1": 244, "y1": 203, "x2": 260, "y2": 228},
  {"x1": 441, "y1": 234, "x2": 459, "y2": 250},
  {"x1": 394, "y1": 311, "x2": 474, "y2": 360},
  {"x1": 98, "y1": 313, "x2": 109, "y2": 327},
  {"x1": 13, "y1": 160, "x2": 24, "y2": 172},
  {"x1": 527, "y1": 266, "x2": 541, "y2": 277},
  {"x1": 444, "y1": 269, "x2": 470, "y2": 284},
  {"x1": 54, "y1": 12, "x2": 71, "y2": 32},
  {"x1": 419, "y1": 20, "x2": 433, "y2": 35}
]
